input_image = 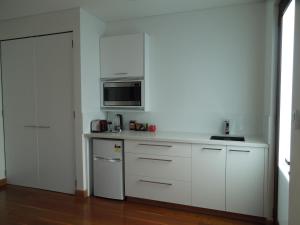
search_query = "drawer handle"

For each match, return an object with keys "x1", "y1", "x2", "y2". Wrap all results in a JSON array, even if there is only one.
[
  {"x1": 94, "y1": 156, "x2": 121, "y2": 163},
  {"x1": 202, "y1": 147, "x2": 222, "y2": 151},
  {"x1": 138, "y1": 157, "x2": 172, "y2": 162},
  {"x1": 138, "y1": 144, "x2": 172, "y2": 148},
  {"x1": 229, "y1": 149, "x2": 250, "y2": 153},
  {"x1": 138, "y1": 179, "x2": 173, "y2": 186}
]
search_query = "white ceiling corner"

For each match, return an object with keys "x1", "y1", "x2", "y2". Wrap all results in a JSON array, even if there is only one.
[{"x1": 0, "y1": 0, "x2": 266, "y2": 22}]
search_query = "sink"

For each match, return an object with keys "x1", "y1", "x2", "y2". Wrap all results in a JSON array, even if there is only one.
[{"x1": 210, "y1": 135, "x2": 245, "y2": 142}]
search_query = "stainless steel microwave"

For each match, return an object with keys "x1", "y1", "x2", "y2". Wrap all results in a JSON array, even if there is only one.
[{"x1": 101, "y1": 80, "x2": 144, "y2": 109}]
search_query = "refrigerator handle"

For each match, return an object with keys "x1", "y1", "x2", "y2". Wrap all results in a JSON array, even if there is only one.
[{"x1": 94, "y1": 156, "x2": 121, "y2": 163}]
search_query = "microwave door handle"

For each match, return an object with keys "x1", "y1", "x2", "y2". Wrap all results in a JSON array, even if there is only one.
[{"x1": 113, "y1": 73, "x2": 128, "y2": 75}]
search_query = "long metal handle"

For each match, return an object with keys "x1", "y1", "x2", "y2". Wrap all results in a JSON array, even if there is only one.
[
  {"x1": 114, "y1": 72, "x2": 128, "y2": 75},
  {"x1": 94, "y1": 156, "x2": 121, "y2": 163},
  {"x1": 229, "y1": 149, "x2": 250, "y2": 153},
  {"x1": 138, "y1": 143, "x2": 172, "y2": 148},
  {"x1": 37, "y1": 126, "x2": 50, "y2": 129},
  {"x1": 138, "y1": 157, "x2": 172, "y2": 162},
  {"x1": 285, "y1": 158, "x2": 291, "y2": 166},
  {"x1": 138, "y1": 179, "x2": 172, "y2": 186},
  {"x1": 24, "y1": 125, "x2": 50, "y2": 128},
  {"x1": 202, "y1": 147, "x2": 222, "y2": 151},
  {"x1": 24, "y1": 125, "x2": 37, "y2": 128}
]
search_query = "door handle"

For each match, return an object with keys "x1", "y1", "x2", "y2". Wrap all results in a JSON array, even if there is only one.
[
  {"x1": 94, "y1": 156, "x2": 121, "y2": 163},
  {"x1": 37, "y1": 126, "x2": 50, "y2": 129},
  {"x1": 293, "y1": 109, "x2": 300, "y2": 129},
  {"x1": 138, "y1": 143, "x2": 172, "y2": 148},
  {"x1": 114, "y1": 72, "x2": 128, "y2": 75},
  {"x1": 229, "y1": 149, "x2": 250, "y2": 153},
  {"x1": 24, "y1": 125, "x2": 37, "y2": 128},
  {"x1": 137, "y1": 157, "x2": 172, "y2": 162},
  {"x1": 24, "y1": 125, "x2": 50, "y2": 128},
  {"x1": 138, "y1": 179, "x2": 172, "y2": 186},
  {"x1": 285, "y1": 158, "x2": 291, "y2": 166},
  {"x1": 202, "y1": 147, "x2": 223, "y2": 151}
]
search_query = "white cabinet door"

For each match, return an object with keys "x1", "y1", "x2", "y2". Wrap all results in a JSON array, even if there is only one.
[
  {"x1": 1, "y1": 38, "x2": 38, "y2": 188},
  {"x1": 192, "y1": 144, "x2": 226, "y2": 211},
  {"x1": 100, "y1": 33, "x2": 145, "y2": 79},
  {"x1": 226, "y1": 146, "x2": 265, "y2": 216},
  {"x1": 35, "y1": 33, "x2": 75, "y2": 194}
]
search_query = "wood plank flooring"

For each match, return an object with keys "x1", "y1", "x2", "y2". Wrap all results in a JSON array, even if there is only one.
[{"x1": 0, "y1": 185, "x2": 263, "y2": 225}]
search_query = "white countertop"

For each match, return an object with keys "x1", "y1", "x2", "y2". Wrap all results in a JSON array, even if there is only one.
[{"x1": 85, "y1": 130, "x2": 268, "y2": 148}]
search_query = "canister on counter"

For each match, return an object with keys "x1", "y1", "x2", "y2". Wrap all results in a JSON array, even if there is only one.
[{"x1": 129, "y1": 120, "x2": 136, "y2": 130}]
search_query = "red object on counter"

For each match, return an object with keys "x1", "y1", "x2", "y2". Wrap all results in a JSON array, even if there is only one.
[{"x1": 148, "y1": 125, "x2": 156, "y2": 132}]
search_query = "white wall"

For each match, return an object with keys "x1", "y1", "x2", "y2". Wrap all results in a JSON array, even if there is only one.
[
  {"x1": 105, "y1": 2, "x2": 267, "y2": 136},
  {"x1": 0, "y1": 66, "x2": 5, "y2": 180},
  {"x1": 289, "y1": 1, "x2": 300, "y2": 225},
  {"x1": 80, "y1": 9, "x2": 106, "y2": 132},
  {"x1": 79, "y1": 9, "x2": 106, "y2": 191},
  {"x1": 263, "y1": 0, "x2": 278, "y2": 219}
]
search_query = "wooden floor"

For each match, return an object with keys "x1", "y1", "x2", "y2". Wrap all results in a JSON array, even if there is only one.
[{"x1": 0, "y1": 185, "x2": 262, "y2": 225}]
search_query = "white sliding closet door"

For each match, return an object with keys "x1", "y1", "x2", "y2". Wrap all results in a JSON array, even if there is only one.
[
  {"x1": 1, "y1": 38, "x2": 38, "y2": 188},
  {"x1": 1, "y1": 32, "x2": 75, "y2": 194},
  {"x1": 35, "y1": 33, "x2": 74, "y2": 194}
]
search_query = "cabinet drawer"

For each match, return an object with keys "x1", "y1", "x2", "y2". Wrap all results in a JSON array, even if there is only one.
[
  {"x1": 125, "y1": 153, "x2": 191, "y2": 181},
  {"x1": 125, "y1": 140, "x2": 191, "y2": 157},
  {"x1": 125, "y1": 175, "x2": 191, "y2": 205}
]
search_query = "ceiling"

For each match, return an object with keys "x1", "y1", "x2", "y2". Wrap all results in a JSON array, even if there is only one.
[{"x1": 0, "y1": 0, "x2": 265, "y2": 22}]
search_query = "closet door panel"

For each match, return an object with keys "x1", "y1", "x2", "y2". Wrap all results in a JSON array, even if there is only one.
[
  {"x1": 35, "y1": 33, "x2": 75, "y2": 194},
  {"x1": 1, "y1": 38, "x2": 38, "y2": 188}
]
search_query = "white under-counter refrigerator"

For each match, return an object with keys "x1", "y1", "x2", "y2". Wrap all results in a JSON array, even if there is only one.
[{"x1": 92, "y1": 139, "x2": 124, "y2": 200}]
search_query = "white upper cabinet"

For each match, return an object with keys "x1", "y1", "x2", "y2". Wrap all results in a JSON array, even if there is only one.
[
  {"x1": 226, "y1": 146, "x2": 265, "y2": 217},
  {"x1": 100, "y1": 33, "x2": 149, "y2": 79},
  {"x1": 192, "y1": 144, "x2": 226, "y2": 211}
]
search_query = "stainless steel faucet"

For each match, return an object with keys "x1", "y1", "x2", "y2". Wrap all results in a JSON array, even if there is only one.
[{"x1": 224, "y1": 120, "x2": 230, "y2": 135}]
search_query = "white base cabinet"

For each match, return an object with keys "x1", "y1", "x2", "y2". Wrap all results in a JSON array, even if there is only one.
[
  {"x1": 125, "y1": 140, "x2": 191, "y2": 205},
  {"x1": 124, "y1": 140, "x2": 267, "y2": 217},
  {"x1": 192, "y1": 144, "x2": 226, "y2": 211},
  {"x1": 226, "y1": 146, "x2": 265, "y2": 217}
]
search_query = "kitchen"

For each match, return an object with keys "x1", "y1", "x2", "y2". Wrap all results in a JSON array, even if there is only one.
[{"x1": 0, "y1": 0, "x2": 299, "y2": 225}]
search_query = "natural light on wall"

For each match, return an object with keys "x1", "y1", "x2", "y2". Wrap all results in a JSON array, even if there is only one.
[{"x1": 278, "y1": 0, "x2": 295, "y2": 181}]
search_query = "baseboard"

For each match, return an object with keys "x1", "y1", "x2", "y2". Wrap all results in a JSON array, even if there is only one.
[
  {"x1": 127, "y1": 197, "x2": 268, "y2": 225},
  {"x1": 75, "y1": 189, "x2": 88, "y2": 199},
  {"x1": 0, "y1": 178, "x2": 7, "y2": 188}
]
